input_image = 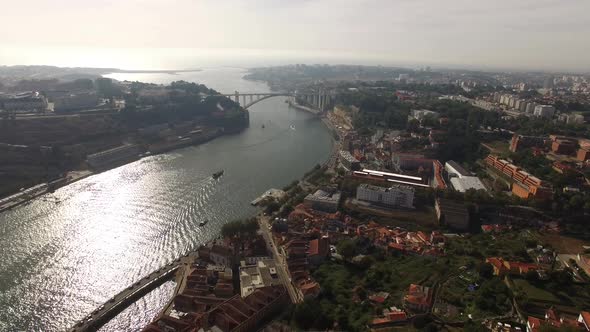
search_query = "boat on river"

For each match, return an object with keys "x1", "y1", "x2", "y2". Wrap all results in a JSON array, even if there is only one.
[{"x1": 212, "y1": 170, "x2": 224, "y2": 179}]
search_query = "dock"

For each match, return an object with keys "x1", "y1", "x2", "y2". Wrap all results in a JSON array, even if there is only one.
[{"x1": 251, "y1": 188, "x2": 286, "y2": 206}]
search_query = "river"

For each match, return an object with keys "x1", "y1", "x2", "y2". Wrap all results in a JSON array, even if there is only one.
[{"x1": 0, "y1": 68, "x2": 333, "y2": 331}]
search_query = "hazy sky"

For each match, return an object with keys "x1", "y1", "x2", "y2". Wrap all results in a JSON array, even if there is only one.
[{"x1": 1, "y1": 0, "x2": 589, "y2": 71}]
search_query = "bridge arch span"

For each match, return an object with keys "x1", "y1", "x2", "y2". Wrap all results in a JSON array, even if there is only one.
[{"x1": 242, "y1": 94, "x2": 292, "y2": 109}]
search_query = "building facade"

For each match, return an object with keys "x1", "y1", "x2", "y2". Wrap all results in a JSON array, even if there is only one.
[{"x1": 356, "y1": 183, "x2": 414, "y2": 209}]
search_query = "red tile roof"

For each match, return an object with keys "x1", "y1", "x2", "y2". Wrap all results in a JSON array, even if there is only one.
[{"x1": 528, "y1": 316, "x2": 542, "y2": 332}]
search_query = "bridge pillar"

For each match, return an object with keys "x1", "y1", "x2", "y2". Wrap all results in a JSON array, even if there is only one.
[
  {"x1": 234, "y1": 91, "x2": 240, "y2": 105},
  {"x1": 242, "y1": 95, "x2": 246, "y2": 106}
]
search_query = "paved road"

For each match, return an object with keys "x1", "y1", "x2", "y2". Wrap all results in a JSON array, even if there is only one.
[
  {"x1": 68, "y1": 262, "x2": 181, "y2": 332},
  {"x1": 258, "y1": 215, "x2": 302, "y2": 304}
]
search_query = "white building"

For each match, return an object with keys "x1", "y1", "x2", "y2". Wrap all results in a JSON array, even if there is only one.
[
  {"x1": 239, "y1": 259, "x2": 282, "y2": 297},
  {"x1": 525, "y1": 102, "x2": 537, "y2": 114},
  {"x1": 445, "y1": 160, "x2": 471, "y2": 178},
  {"x1": 356, "y1": 183, "x2": 414, "y2": 208},
  {"x1": 339, "y1": 150, "x2": 360, "y2": 170},
  {"x1": 449, "y1": 177, "x2": 487, "y2": 192},
  {"x1": 445, "y1": 160, "x2": 486, "y2": 192},
  {"x1": 509, "y1": 97, "x2": 518, "y2": 108},
  {"x1": 411, "y1": 109, "x2": 439, "y2": 122},
  {"x1": 0, "y1": 92, "x2": 48, "y2": 113},
  {"x1": 304, "y1": 189, "x2": 341, "y2": 212},
  {"x1": 533, "y1": 105, "x2": 555, "y2": 118},
  {"x1": 472, "y1": 100, "x2": 497, "y2": 111},
  {"x1": 398, "y1": 74, "x2": 410, "y2": 81},
  {"x1": 567, "y1": 114, "x2": 585, "y2": 125}
]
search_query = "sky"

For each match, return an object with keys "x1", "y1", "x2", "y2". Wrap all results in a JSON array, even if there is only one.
[{"x1": 1, "y1": 0, "x2": 589, "y2": 71}]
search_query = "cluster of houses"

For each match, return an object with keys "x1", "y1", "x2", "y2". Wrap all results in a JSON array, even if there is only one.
[
  {"x1": 357, "y1": 222, "x2": 445, "y2": 257},
  {"x1": 142, "y1": 237, "x2": 289, "y2": 332},
  {"x1": 367, "y1": 283, "x2": 435, "y2": 329},
  {"x1": 268, "y1": 198, "x2": 444, "y2": 330},
  {"x1": 486, "y1": 257, "x2": 543, "y2": 277},
  {"x1": 527, "y1": 307, "x2": 590, "y2": 332},
  {"x1": 272, "y1": 204, "x2": 354, "y2": 299}
]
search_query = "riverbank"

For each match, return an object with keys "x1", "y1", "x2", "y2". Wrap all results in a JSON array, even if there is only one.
[
  {"x1": 286, "y1": 99, "x2": 321, "y2": 115},
  {"x1": 66, "y1": 106, "x2": 338, "y2": 331},
  {"x1": 0, "y1": 170, "x2": 94, "y2": 213},
  {"x1": 0, "y1": 67, "x2": 336, "y2": 332},
  {"x1": 0, "y1": 126, "x2": 242, "y2": 214}
]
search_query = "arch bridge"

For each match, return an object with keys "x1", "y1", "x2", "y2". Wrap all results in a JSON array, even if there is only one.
[{"x1": 217, "y1": 91, "x2": 333, "y2": 111}]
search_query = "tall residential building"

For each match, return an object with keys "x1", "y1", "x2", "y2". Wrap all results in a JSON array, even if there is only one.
[
  {"x1": 533, "y1": 105, "x2": 555, "y2": 118},
  {"x1": 493, "y1": 92, "x2": 501, "y2": 103},
  {"x1": 567, "y1": 114, "x2": 585, "y2": 125},
  {"x1": 525, "y1": 102, "x2": 537, "y2": 114},
  {"x1": 339, "y1": 150, "x2": 360, "y2": 171},
  {"x1": 543, "y1": 76, "x2": 555, "y2": 89},
  {"x1": 356, "y1": 183, "x2": 414, "y2": 209},
  {"x1": 304, "y1": 189, "x2": 341, "y2": 213},
  {"x1": 508, "y1": 96, "x2": 518, "y2": 108}
]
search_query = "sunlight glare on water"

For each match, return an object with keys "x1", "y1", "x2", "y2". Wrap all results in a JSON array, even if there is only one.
[{"x1": 0, "y1": 68, "x2": 333, "y2": 331}]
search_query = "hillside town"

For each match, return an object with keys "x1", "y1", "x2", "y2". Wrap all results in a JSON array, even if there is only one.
[
  {"x1": 130, "y1": 65, "x2": 590, "y2": 332},
  {"x1": 3, "y1": 65, "x2": 590, "y2": 332}
]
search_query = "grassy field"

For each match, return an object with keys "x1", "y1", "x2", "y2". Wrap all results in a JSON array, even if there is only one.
[
  {"x1": 541, "y1": 233, "x2": 590, "y2": 253},
  {"x1": 446, "y1": 231, "x2": 537, "y2": 261},
  {"x1": 512, "y1": 278, "x2": 560, "y2": 302},
  {"x1": 308, "y1": 254, "x2": 454, "y2": 330},
  {"x1": 481, "y1": 140, "x2": 510, "y2": 155},
  {"x1": 345, "y1": 201, "x2": 438, "y2": 230},
  {"x1": 510, "y1": 276, "x2": 590, "y2": 319}
]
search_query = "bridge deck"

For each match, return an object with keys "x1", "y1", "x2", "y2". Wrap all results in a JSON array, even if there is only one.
[{"x1": 68, "y1": 262, "x2": 181, "y2": 332}]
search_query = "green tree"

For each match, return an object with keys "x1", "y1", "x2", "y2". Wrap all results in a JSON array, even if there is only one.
[
  {"x1": 477, "y1": 262, "x2": 494, "y2": 279},
  {"x1": 294, "y1": 299, "x2": 321, "y2": 330},
  {"x1": 337, "y1": 239, "x2": 357, "y2": 260}
]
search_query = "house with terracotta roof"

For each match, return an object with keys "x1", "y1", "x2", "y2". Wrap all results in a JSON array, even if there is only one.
[
  {"x1": 210, "y1": 244, "x2": 234, "y2": 267},
  {"x1": 307, "y1": 236, "x2": 329, "y2": 266},
  {"x1": 368, "y1": 291, "x2": 390, "y2": 304},
  {"x1": 527, "y1": 307, "x2": 588, "y2": 332},
  {"x1": 403, "y1": 284, "x2": 433, "y2": 312},
  {"x1": 368, "y1": 306, "x2": 408, "y2": 330},
  {"x1": 144, "y1": 286, "x2": 288, "y2": 332},
  {"x1": 578, "y1": 311, "x2": 590, "y2": 331},
  {"x1": 486, "y1": 257, "x2": 541, "y2": 276}
]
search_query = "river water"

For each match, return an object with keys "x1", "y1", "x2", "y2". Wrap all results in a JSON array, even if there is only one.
[{"x1": 0, "y1": 68, "x2": 333, "y2": 331}]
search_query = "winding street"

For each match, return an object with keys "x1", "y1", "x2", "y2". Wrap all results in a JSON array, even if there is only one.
[{"x1": 258, "y1": 215, "x2": 303, "y2": 304}]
